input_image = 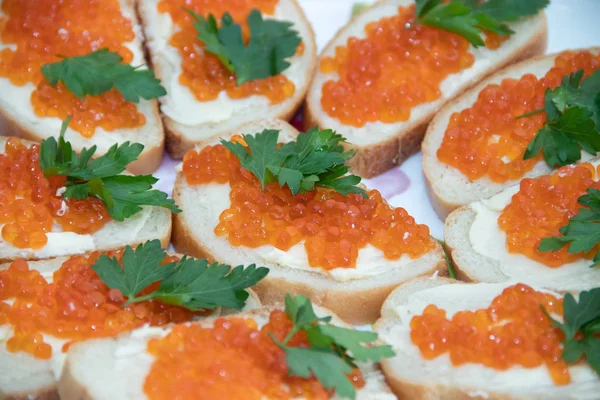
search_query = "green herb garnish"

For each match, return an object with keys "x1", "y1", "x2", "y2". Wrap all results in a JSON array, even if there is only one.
[
  {"x1": 415, "y1": 0, "x2": 548, "y2": 47},
  {"x1": 187, "y1": 8, "x2": 301, "y2": 86},
  {"x1": 40, "y1": 117, "x2": 180, "y2": 221},
  {"x1": 92, "y1": 240, "x2": 269, "y2": 310},
  {"x1": 269, "y1": 295, "x2": 394, "y2": 399},
  {"x1": 351, "y1": 3, "x2": 370, "y2": 18},
  {"x1": 41, "y1": 49, "x2": 166, "y2": 102},
  {"x1": 222, "y1": 128, "x2": 367, "y2": 197}
]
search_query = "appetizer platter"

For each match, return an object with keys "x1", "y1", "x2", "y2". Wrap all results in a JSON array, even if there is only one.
[{"x1": 1, "y1": 0, "x2": 599, "y2": 399}]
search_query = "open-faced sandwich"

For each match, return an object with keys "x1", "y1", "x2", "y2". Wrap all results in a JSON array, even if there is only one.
[
  {"x1": 0, "y1": 0, "x2": 166, "y2": 174},
  {"x1": 306, "y1": 0, "x2": 549, "y2": 178},
  {"x1": 0, "y1": 129, "x2": 176, "y2": 262},
  {"x1": 171, "y1": 118, "x2": 446, "y2": 324},
  {"x1": 0, "y1": 240, "x2": 268, "y2": 399},
  {"x1": 424, "y1": 48, "x2": 600, "y2": 219},
  {"x1": 375, "y1": 277, "x2": 600, "y2": 399},
  {"x1": 136, "y1": 0, "x2": 317, "y2": 158},
  {"x1": 58, "y1": 294, "x2": 396, "y2": 400}
]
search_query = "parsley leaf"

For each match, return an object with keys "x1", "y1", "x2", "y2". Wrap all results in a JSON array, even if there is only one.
[
  {"x1": 221, "y1": 128, "x2": 367, "y2": 198},
  {"x1": 41, "y1": 48, "x2": 166, "y2": 102},
  {"x1": 187, "y1": 8, "x2": 301, "y2": 86},
  {"x1": 270, "y1": 294, "x2": 394, "y2": 399},
  {"x1": 39, "y1": 120, "x2": 180, "y2": 221},
  {"x1": 92, "y1": 240, "x2": 269, "y2": 311}
]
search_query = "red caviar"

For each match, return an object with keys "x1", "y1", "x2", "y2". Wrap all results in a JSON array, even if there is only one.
[
  {"x1": 182, "y1": 140, "x2": 435, "y2": 269},
  {"x1": 144, "y1": 310, "x2": 364, "y2": 399},
  {"x1": 0, "y1": 252, "x2": 194, "y2": 360},
  {"x1": 0, "y1": 137, "x2": 110, "y2": 249},
  {"x1": 0, "y1": 0, "x2": 145, "y2": 136},
  {"x1": 498, "y1": 163, "x2": 600, "y2": 266},
  {"x1": 157, "y1": 0, "x2": 296, "y2": 105},
  {"x1": 411, "y1": 284, "x2": 568, "y2": 385},
  {"x1": 437, "y1": 50, "x2": 600, "y2": 182}
]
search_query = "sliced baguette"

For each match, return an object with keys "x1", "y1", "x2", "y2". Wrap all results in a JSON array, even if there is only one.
[
  {"x1": 0, "y1": 0, "x2": 164, "y2": 175},
  {"x1": 375, "y1": 277, "x2": 600, "y2": 400},
  {"x1": 305, "y1": 0, "x2": 547, "y2": 178},
  {"x1": 423, "y1": 48, "x2": 600, "y2": 219},
  {"x1": 0, "y1": 254, "x2": 261, "y2": 400},
  {"x1": 171, "y1": 118, "x2": 446, "y2": 324},
  {"x1": 58, "y1": 304, "x2": 395, "y2": 400},
  {"x1": 0, "y1": 136, "x2": 171, "y2": 263},
  {"x1": 136, "y1": 0, "x2": 317, "y2": 158}
]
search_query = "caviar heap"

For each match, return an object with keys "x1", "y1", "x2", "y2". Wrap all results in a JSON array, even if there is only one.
[
  {"x1": 144, "y1": 311, "x2": 364, "y2": 399},
  {"x1": 0, "y1": 0, "x2": 146, "y2": 136},
  {"x1": 411, "y1": 284, "x2": 568, "y2": 384},
  {"x1": 498, "y1": 163, "x2": 600, "y2": 266},
  {"x1": 182, "y1": 140, "x2": 435, "y2": 269},
  {"x1": 158, "y1": 0, "x2": 296, "y2": 104},
  {"x1": 0, "y1": 251, "x2": 196, "y2": 359},
  {"x1": 437, "y1": 50, "x2": 600, "y2": 182},
  {"x1": 0, "y1": 138, "x2": 111, "y2": 249},
  {"x1": 319, "y1": 4, "x2": 503, "y2": 127}
]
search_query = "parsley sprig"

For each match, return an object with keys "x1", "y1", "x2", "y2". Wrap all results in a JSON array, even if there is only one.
[
  {"x1": 40, "y1": 118, "x2": 181, "y2": 221},
  {"x1": 42, "y1": 49, "x2": 166, "y2": 102},
  {"x1": 542, "y1": 288, "x2": 600, "y2": 375},
  {"x1": 187, "y1": 8, "x2": 301, "y2": 86},
  {"x1": 222, "y1": 128, "x2": 368, "y2": 197},
  {"x1": 415, "y1": 0, "x2": 548, "y2": 47},
  {"x1": 522, "y1": 69, "x2": 600, "y2": 168},
  {"x1": 92, "y1": 240, "x2": 269, "y2": 310},
  {"x1": 269, "y1": 295, "x2": 394, "y2": 399},
  {"x1": 539, "y1": 188, "x2": 600, "y2": 268}
]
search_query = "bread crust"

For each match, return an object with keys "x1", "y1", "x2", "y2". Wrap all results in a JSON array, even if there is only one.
[{"x1": 305, "y1": 0, "x2": 548, "y2": 178}]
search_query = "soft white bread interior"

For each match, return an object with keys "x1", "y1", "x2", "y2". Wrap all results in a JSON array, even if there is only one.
[
  {"x1": 0, "y1": 136, "x2": 172, "y2": 263},
  {"x1": 171, "y1": 118, "x2": 446, "y2": 324},
  {"x1": 58, "y1": 304, "x2": 395, "y2": 400},
  {"x1": 136, "y1": 0, "x2": 317, "y2": 158},
  {"x1": 305, "y1": 0, "x2": 547, "y2": 178},
  {"x1": 0, "y1": 254, "x2": 261, "y2": 400},
  {"x1": 375, "y1": 277, "x2": 600, "y2": 400},
  {"x1": 444, "y1": 160, "x2": 600, "y2": 293},
  {"x1": 423, "y1": 48, "x2": 600, "y2": 219},
  {"x1": 0, "y1": 0, "x2": 165, "y2": 175}
]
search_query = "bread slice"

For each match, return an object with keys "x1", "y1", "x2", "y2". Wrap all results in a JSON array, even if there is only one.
[
  {"x1": 136, "y1": 0, "x2": 317, "y2": 159},
  {"x1": 171, "y1": 118, "x2": 446, "y2": 324},
  {"x1": 0, "y1": 254, "x2": 262, "y2": 400},
  {"x1": 305, "y1": 0, "x2": 548, "y2": 178},
  {"x1": 57, "y1": 304, "x2": 395, "y2": 400},
  {"x1": 0, "y1": 0, "x2": 164, "y2": 175},
  {"x1": 423, "y1": 48, "x2": 600, "y2": 219},
  {"x1": 375, "y1": 277, "x2": 600, "y2": 399},
  {"x1": 444, "y1": 158, "x2": 600, "y2": 293},
  {"x1": 0, "y1": 136, "x2": 172, "y2": 263}
]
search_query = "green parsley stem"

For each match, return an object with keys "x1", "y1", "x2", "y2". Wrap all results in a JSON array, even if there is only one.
[
  {"x1": 281, "y1": 326, "x2": 301, "y2": 345},
  {"x1": 123, "y1": 294, "x2": 153, "y2": 306},
  {"x1": 515, "y1": 108, "x2": 545, "y2": 119}
]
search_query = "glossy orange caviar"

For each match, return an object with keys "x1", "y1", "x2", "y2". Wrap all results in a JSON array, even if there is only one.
[
  {"x1": 0, "y1": 137, "x2": 111, "y2": 249},
  {"x1": 498, "y1": 163, "x2": 600, "y2": 266},
  {"x1": 0, "y1": 252, "x2": 193, "y2": 359},
  {"x1": 144, "y1": 310, "x2": 364, "y2": 399},
  {"x1": 0, "y1": 0, "x2": 145, "y2": 136},
  {"x1": 437, "y1": 50, "x2": 600, "y2": 182},
  {"x1": 411, "y1": 284, "x2": 568, "y2": 385},
  {"x1": 182, "y1": 141, "x2": 435, "y2": 269},
  {"x1": 320, "y1": 5, "x2": 483, "y2": 127},
  {"x1": 157, "y1": 0, "x2": 297, "y2": 104}
]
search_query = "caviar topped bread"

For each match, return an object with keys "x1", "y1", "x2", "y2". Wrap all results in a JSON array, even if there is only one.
[
  {"x1": 445, "y1": 159, "x2": 600, "y2": 292},
  {"x1": 137, "y1": 0, "x2": 317, "y2": 158},
  {"x1": 0, "y1": 0, "x2": 165, "y2": 174},
  {"x1": 0, "y1": 242, "x2": 265, "y2": 399},
  {"x1": 423, "y1": 48, "x2": 600, "y2": 219},
  {"x1": 305, "y1": 0, "x2": 548, "y2": 178},
  {"x1": 58, "y1": 300, "x2": 396, "y2": 400},
  {"x1": 171, "y1": 118, "x2": 446, "y2": 324}
]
